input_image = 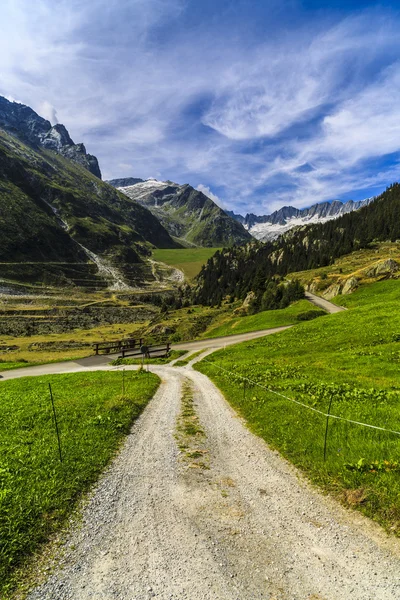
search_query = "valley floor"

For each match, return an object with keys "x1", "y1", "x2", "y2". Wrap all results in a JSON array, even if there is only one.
[{"x1": 26, "y1": 359, "x2": 400, "y2": 600}]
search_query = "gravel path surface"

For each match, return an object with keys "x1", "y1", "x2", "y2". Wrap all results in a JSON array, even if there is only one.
[
  {"x1": 27, "y1": 359, "x2": 400, "y2": 600},
  {"x1": 305, "y1": 292, "x2": 346, "y2": 314},
  {"x1": 0, "y1": 326, "x2": 291, "y2": 381}
]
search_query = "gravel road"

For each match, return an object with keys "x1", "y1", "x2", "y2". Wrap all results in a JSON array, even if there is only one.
[
  {"x1": 0, "y1": 326, "x2": 291, "y2": 381},
  {"x1": 27, "y1": 358, "x2": 400, "y2": 600},
  {"x1": 304, "y1": 292, "x2": 346, "y2": 314}
]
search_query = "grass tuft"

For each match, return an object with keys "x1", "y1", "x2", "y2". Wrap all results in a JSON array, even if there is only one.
[{"x1": 175, "y1": 380, "x2": 208, "y2": 470}]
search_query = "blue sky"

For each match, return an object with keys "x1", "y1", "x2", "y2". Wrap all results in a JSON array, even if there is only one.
[{"x1": 2, "y1": 0, "x2": 400, "y2": 215}]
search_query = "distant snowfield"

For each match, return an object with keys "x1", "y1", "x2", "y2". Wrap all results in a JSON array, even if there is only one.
[
  {"x1": 247, "y1": 214, "x2": 340, "y2": 241},
  {"x1": 118, "y1": 179, "x2": 177, "y2": 202},
  {"x1": 245, "y1": 197, "x2": 374, "y2": 241}
]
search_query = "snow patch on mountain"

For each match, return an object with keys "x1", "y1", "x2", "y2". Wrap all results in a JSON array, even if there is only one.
[
  {"x1": 233, "y1": 198, "x2": 375, "y2": 241},
  {"x1": 119, "y1": 179, "x2": 178, "y2": 201}
]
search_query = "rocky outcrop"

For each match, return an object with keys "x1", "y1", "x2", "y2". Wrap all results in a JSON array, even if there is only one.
[
  {"x1": 0, "y1": 96, "x2": 101, "y2": 178},
  {"x1": 233, "y1": 291, "x2": 256, "y2": 315},
  {"x1": 320, "y1": 284, "x2": 341, "y2": 300},
  {"x1": 59, "y1": 142, "x2": 101, "y2": 179},
  {"x1": 308, "y1": 258, "x2": 400, "y2": 300},
  {"x1": 342, "y1": 276, "x2": 358, "y2": 295},
  {"x1": 364, "y1": 258, "x2": 399, "y2": 278}
]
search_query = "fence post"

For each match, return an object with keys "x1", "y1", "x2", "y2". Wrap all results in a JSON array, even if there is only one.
[
  {"x1": 48, "y1": 383, "x2": 63, "y2": 463},
  {"x1": 323, "y1": 397, "x2": 334, "y2": 462}
]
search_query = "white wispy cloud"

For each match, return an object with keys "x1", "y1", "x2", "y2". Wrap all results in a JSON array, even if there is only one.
[
  {"x1": 1, "y1": 2, "x2": 400, "y2": 214},
  {"x1": 195, "y1": 184, "x2": 223, "y2": 206}
]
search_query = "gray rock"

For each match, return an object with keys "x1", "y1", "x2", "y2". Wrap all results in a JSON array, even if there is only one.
[
  {"x1": 374, "y1": 258, "x2": 399, "y2": 276},
  {"x1": 0, "y1": 96, "x2": 101, "y2": 178},
  {"x1": 322, "y1": 284, "x2": 341, "y2": 299},
  {"x1": 342, "y1": 276, "x2": 358, "y2": 295}
]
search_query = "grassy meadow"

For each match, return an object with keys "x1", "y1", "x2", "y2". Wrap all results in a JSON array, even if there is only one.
[
  {"x1": 0, "y1": 299, "x2": 322, "y2": 370},
  {"x1": 201, "y1": 299, "x2": 324, "y2": 338},
  {"x1": 152, "y1": 247, "x2": 220, "y2": 279},
  {"x1": 0, "y1": 370, "x2": 160, "y2": 597},
  {"x1": 195, "y1": 279, "x2": 400, "y2": 532}
]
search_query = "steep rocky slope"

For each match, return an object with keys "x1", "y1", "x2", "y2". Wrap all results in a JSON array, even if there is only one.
[
  {"x1": 0, "y1": 130, "x2": 177, "y2": 289},
  {"x1": 108, "y1": 178, "x2": 252, "y2": 247},
  {"x1": 0, "y1": 96, "x2": 102, "y2": 178}
]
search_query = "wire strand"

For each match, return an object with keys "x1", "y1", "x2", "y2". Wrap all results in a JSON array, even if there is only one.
[{"x1": 202, "y1": 359, "x2": 400, "y2": 436}]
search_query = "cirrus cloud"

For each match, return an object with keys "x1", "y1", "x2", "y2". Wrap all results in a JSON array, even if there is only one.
[{"x1": 1, "y1": 1, "x2": 400, "y2": 214}]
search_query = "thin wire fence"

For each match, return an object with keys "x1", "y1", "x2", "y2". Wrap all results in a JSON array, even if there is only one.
[
  {"x1": 201, "y1": 357, "x2": 400, "y2": 466},
  {"x1": 202, "y1": 359, "x2": 400, "y2": 436}
]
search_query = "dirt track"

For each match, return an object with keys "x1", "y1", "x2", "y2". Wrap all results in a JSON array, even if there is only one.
[
  {"x1": 305, "y1": 292, "x2": 347, "y2": 314},
  {"x1": 28, "y1": 357, "x2": 400, "y2": 600},
  {"x1": 0, "y1": 326, "x2": 291, "y2": 381}
]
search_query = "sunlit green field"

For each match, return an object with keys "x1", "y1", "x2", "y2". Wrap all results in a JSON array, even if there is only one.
[
  {"x1": 152, "y1": 247, "x2": 220, "y2": 279},
  {"x1": 202, "y1": 299, "x2": 324, "y2": 338},
  {"x1": 0, "y1": 370, "x2": 159, "y2": 597},
  {"x1": 196, "y1": 279, "x2": 400, "y2": 533}
]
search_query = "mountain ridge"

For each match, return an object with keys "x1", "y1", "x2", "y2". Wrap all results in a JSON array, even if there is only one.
[
  {"x1": 108, "y1": 178, "x2": 252, "y2": 247},
  {"x1": 0, "y1": 96, "x2": 101, "y2": 178},
  {"x1": 0, "y1": 127, "x2": 177, "y2": 289},
  {"x1": 227, "y1": 197, "x2": 374, "y2": 241}
]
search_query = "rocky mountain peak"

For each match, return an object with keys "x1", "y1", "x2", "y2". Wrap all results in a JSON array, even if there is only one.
[
  {"x1": 108, "y1": 176, "x2": 252, "y2": 247},
  {"x1": 107, "y1": 177, "x2": 144, "y2": 188},
  {"x1": 41, "y1": 124, "x2": 74, "y2": 151},
  {"x1": 0, "y1": 95, "x2": 101, "y2": 179}
]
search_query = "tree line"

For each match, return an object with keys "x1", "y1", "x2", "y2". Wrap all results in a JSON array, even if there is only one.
[{"x1": 193, "y1": 183, "x2": 400, "y2": 306}]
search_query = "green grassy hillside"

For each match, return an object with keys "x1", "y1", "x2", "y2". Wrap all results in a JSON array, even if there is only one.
[
  {"x1": 0, "y1": 130, "x2": 177, "y2": 287},
  {"x1": 196, "y1": 279, "x2": 400, "y2": 532},
  {"x1": 201, "y1": 299, "x2": 324, "y2": 338}
]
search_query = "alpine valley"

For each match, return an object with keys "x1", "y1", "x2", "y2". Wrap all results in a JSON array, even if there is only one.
[
  {"x1": 3, "y1": 97, "x2": 400, "y2": 599},
  {"x1": 5, "y1": 4, "x2": 400, "y2": 598}
]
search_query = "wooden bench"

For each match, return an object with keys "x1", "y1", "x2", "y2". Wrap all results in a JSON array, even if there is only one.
[
  {"x1": 93, "y1": 338, "x2": 143, "y2": 355},
  {"x1": 120, "y1": 342, "x2": 171, "y2": 360}
]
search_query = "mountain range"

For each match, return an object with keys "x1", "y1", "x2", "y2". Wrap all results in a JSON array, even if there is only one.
[
  {"x1": 227, "y1": 198, "x2": 374, "y2": 241},
  {"x1": 0, "y1": 94, "x2": 394, "y2": 296},
  {"x1": 0, "y1": 97, "x2": 179, "y2": 290},
  {"x1": 195, "y1": 183, "x2": 400, "y2": 306},
  {"x1": 108, "y1": 178, "x2": 252, "y2": 247}
]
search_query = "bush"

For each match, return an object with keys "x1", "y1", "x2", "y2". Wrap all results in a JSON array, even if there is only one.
[{"x1": 296, "y1": 309, "x2": 326, "y2": 321}]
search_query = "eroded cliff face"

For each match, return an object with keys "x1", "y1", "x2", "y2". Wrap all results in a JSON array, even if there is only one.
[{"x1": 0, "y1": 96, "x2": 101, "y2": 178}]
